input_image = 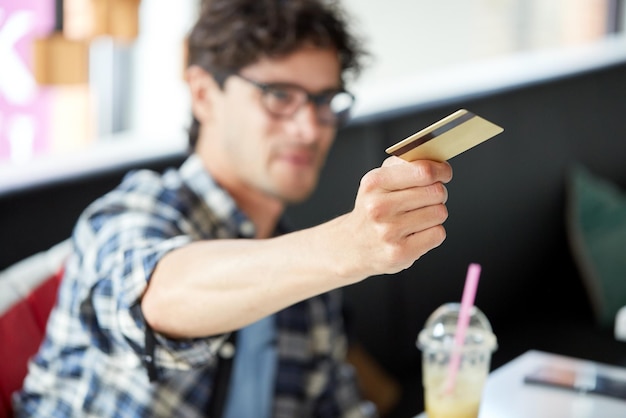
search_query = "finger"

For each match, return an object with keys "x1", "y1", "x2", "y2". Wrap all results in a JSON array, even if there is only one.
[
  {"x1": 381, "y1": 156, "x2": 405, "y2": 167},
  {"x1": 379, "y1": 183, "x2": 449, "y2": 215},
  {"x1": 399, "y1": 204, "x2": 449, "y2": 237},
  {"x1": 404, "y1": 224, "x2": 447, "y2": 258},
  {"x1": 373, "y1": 203, "x2": 448, "y2": 246},
  {"x1": 380, "y1": 222, "x2": 448, "y2": 273},
  {"x1": 382, "y1": 156, "x2": 453, "y2": 179},
  {"x1": 371, "y1": 160, "x2": 453, "y2": 192}
]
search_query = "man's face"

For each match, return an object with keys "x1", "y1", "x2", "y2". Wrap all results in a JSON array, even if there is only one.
[{"x1": 195, "y1": 47, "x2": 342, "y2": 205}]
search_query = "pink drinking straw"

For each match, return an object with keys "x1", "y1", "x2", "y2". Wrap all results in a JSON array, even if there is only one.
[{"x1": 444, "y1": 263, "x2": 482, "y2": 394}]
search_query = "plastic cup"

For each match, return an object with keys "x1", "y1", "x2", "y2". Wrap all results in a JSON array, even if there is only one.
[{"x1": 417, "y1": 303, "x2": 497, "y2": 418}]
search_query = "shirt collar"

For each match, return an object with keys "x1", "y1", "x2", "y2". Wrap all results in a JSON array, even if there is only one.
[{"x1": 179, "y1": 154, "x2": 256, "y2": 238}]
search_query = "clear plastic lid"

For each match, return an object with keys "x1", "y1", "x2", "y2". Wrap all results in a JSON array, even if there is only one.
[{"x1": 417, "y1": 302, "x2": 497, "y2": 353}]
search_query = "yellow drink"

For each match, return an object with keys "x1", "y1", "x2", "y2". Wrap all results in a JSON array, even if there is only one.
[{"x1": 424, "y1": 369, "x2": 485, "y2": 418}]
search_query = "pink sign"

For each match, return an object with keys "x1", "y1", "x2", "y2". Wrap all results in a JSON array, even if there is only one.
[{"x1": 0, "y1": 0, "x2": 55, "y2": 162}]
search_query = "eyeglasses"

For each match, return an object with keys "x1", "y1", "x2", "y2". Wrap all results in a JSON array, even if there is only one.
[{"x1": 230, "y1": 73, "x2": 355, "y2": 127}]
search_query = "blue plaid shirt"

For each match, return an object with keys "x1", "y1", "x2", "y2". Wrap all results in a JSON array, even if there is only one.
[{"x1": 14, "y1": 155, "x2": 375, "y2": 418}]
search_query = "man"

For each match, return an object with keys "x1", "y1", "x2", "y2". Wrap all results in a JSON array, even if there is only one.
[{"x1": 15, "y1": 0, "x2": 452, "y2": 416}]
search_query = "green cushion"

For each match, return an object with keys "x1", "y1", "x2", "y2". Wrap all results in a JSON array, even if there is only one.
[{"x1": 566, "y1": 164, "x2": 626, "y2": 327}]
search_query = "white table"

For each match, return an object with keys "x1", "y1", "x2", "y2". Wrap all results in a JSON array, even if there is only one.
[{"x1": 416, "y1": 350, "x2": 626, "y2": 418}]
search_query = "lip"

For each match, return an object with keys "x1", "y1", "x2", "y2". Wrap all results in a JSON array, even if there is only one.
[{"x1": 278, "y1": 151, "x2": 316, "y2": 167}]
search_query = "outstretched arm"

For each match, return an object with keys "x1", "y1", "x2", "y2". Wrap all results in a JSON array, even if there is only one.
[{"x1": 142, "y1": 157, "x2": 452, "y2": 338}]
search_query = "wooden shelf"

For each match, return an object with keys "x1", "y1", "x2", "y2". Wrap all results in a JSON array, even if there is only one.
[{"x1": 32, "y1": 33, "x2": 89, "y2": 85}]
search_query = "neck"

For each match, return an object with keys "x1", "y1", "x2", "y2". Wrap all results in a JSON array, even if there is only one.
[
  {"x1": 229, "y1": 186, "x2": 284, "y2": 239},
  {"x1": 198, "y1": 156, "x2": 285, "y2": 239},
  {"x1": 194, "y1": 132, "x2": 286, "y2": 238}
]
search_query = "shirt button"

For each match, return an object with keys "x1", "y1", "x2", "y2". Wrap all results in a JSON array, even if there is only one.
[
  {"x1": 220, "y1": 342, "x2": 236, "y2": 359},
  {"x1": 240, "y1": 221, "x2": 255, "y2": 237}
]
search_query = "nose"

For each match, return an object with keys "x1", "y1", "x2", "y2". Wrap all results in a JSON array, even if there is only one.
[{"x1": 291, "y1": 101, "x2": 322, "y2": 143}]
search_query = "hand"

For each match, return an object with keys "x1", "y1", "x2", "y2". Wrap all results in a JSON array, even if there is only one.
[{"x1": 339, "y1": 156, "x2": 453, "y2": 278}]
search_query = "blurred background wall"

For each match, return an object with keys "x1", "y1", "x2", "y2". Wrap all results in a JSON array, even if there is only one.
[{"x1": 0, "y1": 0, "x2": 623, "y2": 180}]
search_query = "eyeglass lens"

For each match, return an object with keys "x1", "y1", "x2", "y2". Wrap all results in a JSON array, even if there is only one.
[
  {"x1": 261, "y1": 84, "x2": 353, "y2": 125},
  {"x1": 231, "y1": 73, "x2": 354, "y2": 126}
]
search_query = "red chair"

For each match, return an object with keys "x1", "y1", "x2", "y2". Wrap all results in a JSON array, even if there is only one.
[{"x1": 0, "y1": 241, "x2": 70, "y2": 418}]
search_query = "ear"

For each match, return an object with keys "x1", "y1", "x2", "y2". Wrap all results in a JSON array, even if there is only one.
[{"x1": 186, "y1": 65, "x2": 221, "y2": 123}]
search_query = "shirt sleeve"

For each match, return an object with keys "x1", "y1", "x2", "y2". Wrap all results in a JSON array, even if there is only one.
[{"x1": 76, "y1": 186, "x2": 227, "y2": 376}]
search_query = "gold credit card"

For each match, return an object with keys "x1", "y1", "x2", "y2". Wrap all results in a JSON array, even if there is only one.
[{"x1": 385, "y1": 109, "x2": 504, "y2": 162}]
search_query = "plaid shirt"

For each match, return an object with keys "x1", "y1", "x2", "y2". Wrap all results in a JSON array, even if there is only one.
[{"x1": 14, "y1": 155, "x2": 375, "y2": 418}]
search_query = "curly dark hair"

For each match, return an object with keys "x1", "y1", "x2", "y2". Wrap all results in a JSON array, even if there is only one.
[{"x1": 186, "y1": 0, "x2": 367, "y2": 149}]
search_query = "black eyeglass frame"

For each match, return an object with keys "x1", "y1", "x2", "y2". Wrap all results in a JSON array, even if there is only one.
[{"x1": 228, "y1": 72, "x2": 355, "y2": 127}]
